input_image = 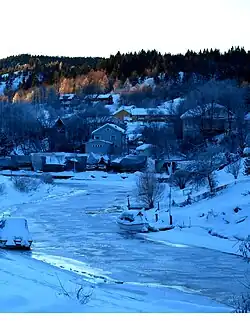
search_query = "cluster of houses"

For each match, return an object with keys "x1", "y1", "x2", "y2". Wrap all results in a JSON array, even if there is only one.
[
  {"x1": 59, "y1": 93, "x2": 114, "y2": 108},
  {"x1": 1, "y1": 92, "x2": 249, "y2": 174},
  {"x1": 50, "y1": 96, "x2": 248, "y2": 158}
]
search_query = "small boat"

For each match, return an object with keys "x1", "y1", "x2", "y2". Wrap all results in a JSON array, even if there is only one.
[{"x1": 117, "y1": 210, "x2": 149, "y2": 233}]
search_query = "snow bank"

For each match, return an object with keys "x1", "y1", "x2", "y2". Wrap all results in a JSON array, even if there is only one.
[
  {"x1": 0, "y1": 175, "x2": 87, "y2": 213},
  {"x1": 0, "y1": 251, "x2": 230, "y2": 312},
  {"x1": 142, "y1": 165, "x2": 250, "y2": 256}
]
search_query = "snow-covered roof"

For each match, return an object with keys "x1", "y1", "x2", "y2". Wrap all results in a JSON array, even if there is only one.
[
  {"x1": 245, "y1": 113, "x2": 250, "y2": 121},
  {"x1": 114, "y1": 100, "x2": 184, "y2": 117},
  {"x1": 97, "y1": 94, "x2": 112, "y2": 99},
  {"x1": 111, "y1": 93, "x2": 120, "y2": 105},
  {"x1": 59, "y1": 94, "x2": 75, "y2": 100},
  {"x1": 126, "y1": 122, "x2": 144, "y2": 134},
  {"x1": 113, "y1": 106, "x2": 134, "y2": 116},
  {"x1": 85, "y1": 93, "x2": 112, "y2": 100},
  {"x1": 52, "y1": 116, "x2": 65, "y2": 127},
  {"x1": 158, "y1": 98, "x2": 185, "y2": 114},
  {"x1": 133, "y1": 108, "x2": 163, "y2": 116},
  {"x1": 243, "y1": 147, "x2": 250, "y2": 154},
  {"x1": 180, "y1": 103, "x2": 226, "y2": 119},
  {"x1": 104, "y1": 104, "x2": 117, "y2": 114},
  {"x1": 92, "y1": 123, "x2": 125, "y2": 134},
  {"x1": 136, "y1": 144, "x2": 154, "y2": 151}
]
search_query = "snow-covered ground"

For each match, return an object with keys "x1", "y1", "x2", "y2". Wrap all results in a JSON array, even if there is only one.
[
  {"x1": 1, "y1": 165, "x2": 250, "y2": 257},
  {"x1": 0, "y1": 251, "x2": 230, "y2": 312},
  {"x1": 141, "y1": 164, "x2": 250, "y2": 256},
  {"x1": 0, "y1": 165, "x2": 249, "y2": 312}
]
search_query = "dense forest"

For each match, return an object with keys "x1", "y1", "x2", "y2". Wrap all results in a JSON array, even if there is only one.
[{"x1": 0, "y1": 47, "x2": 250, "y2": 94}]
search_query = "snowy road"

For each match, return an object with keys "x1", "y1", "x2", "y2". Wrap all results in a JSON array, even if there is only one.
[{"x1": 8, "y1": 180, "x2": 249, "y2": 310}]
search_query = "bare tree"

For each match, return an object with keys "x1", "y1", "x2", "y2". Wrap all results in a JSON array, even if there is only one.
[
  {"x1": 136, "y1": 169, "x2": 165, "y2": 209},
  {"x1": 188, "y1": 147, "x2": 225, "y2": 193},
  {"x1": 1, "y1": 102, "x2": 44, "y2": 154},
  {"x1": 170, "y1": 170, "x2": 192, "y2": 190},
  {"x1": 226, "y1": 159, "x2": 241, "y2": 182}
]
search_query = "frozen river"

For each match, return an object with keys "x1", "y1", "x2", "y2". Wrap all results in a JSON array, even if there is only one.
[{"x1": 9, "y1": 180, "x2": 249, "y2": 310}]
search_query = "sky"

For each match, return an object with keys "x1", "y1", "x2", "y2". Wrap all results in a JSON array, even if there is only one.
[{"x1": 1, "y1": 0, "x2": 250, "y2": 58}]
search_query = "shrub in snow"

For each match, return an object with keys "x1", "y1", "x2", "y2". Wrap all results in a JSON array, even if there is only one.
[
  {"x1": 57, "y1": 276, "x2": 93, "y2": 305},
  {"x1": 232, "y1": 293, "x2": 250, "y2": 313},
  {"x1": 205, "y1": 209, "x2": 218, "y2": 220},
  {"x1": 0, "y1": 183, "x2": 6, "y2": 195},
  {"x1": 12, "y1": 176, "x2": 41, "y2": 193},
  {"x1": 226, "y1": 159, "x2": 241, "y2": 181},
  {"x1": 40, "y1": 173, "x2": 54, "y2": 185}
]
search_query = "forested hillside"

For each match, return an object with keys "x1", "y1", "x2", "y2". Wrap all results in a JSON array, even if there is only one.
[{"x1": 0, "y1": 47, "x2": 250, "y2": 98}]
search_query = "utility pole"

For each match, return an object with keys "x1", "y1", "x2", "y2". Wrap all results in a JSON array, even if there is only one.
[
  {"x1": 168, "y1": 162, "x2": 173, "y2": 225},
  {"x1": 73, "y1": 147, "x2": 76, "y2": 173}
]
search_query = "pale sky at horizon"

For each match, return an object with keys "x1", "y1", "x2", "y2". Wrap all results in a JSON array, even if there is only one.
[{"x1": 1, "y1": 0, "x2": 250, "y2": 58}]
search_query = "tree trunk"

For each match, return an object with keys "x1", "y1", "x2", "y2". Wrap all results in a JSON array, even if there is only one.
[{"x1": 148, "y1": 200, "x2": 154, "y2": 209}]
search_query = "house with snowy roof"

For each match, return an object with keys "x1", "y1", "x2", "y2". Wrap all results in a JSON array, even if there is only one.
[
  {"x1": 59, "y1": 94, "x2": 80, "y2": 108},
  {"x1": 113, "y1": 98, "x2": 184, "y2": 123},
  {"x1": 85, "y1": 123, "x2": 126, "y2": 155},
  {"x1": 87, "y1": 93, "x2": 114, "y2": 105},
  {"x1": 180, "y1": 103, "x2": 235, "y2": 138}
]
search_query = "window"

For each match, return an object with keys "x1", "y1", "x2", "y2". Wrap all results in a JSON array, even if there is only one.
[
  {"x1": 106, "y1": 128, "x2": 110, "y2": 131},
  {"x1": 111, "y1": 135, "x2": 116, "y2": 140},
  {"x1": 92, "y1": 144, "x2": 103, "y2": 148},
  {"x1": 94, "y1": 136, "x2": 100, "y2": 140}
]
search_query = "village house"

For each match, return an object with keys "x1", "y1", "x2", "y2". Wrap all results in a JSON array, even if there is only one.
[
  {"x1": 113, "y1": 98, "x2": 184, "y2": 123},
  {"x1": 48, "y1": 116, "x2": 88, "y2": 152},
  {"x1": 59, "y1": 94, "x2": 81, "y2": 108},
  {"x1": 85, "y1": 123, "x2": 126, "y2": 156},
  {"x1": 113, "y1": 106, "x2": 174, "y2": 122},
  {"x1": 180, "y1": 103, "x2": 235, "y2": 139},
  {"x1": 49, "y1": 117, "x2": 69, "y2": 152},
  {"x1": 88, "y1": 94, "x2": 114, "y2": 105}
]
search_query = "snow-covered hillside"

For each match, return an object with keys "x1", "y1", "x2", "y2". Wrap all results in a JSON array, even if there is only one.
[
  {"x1": 140, "y1": 163, "x2": 250, "y2": 256},
  {"x1": 0, "y1": 71, "x2": 30, "y2": 95}
]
